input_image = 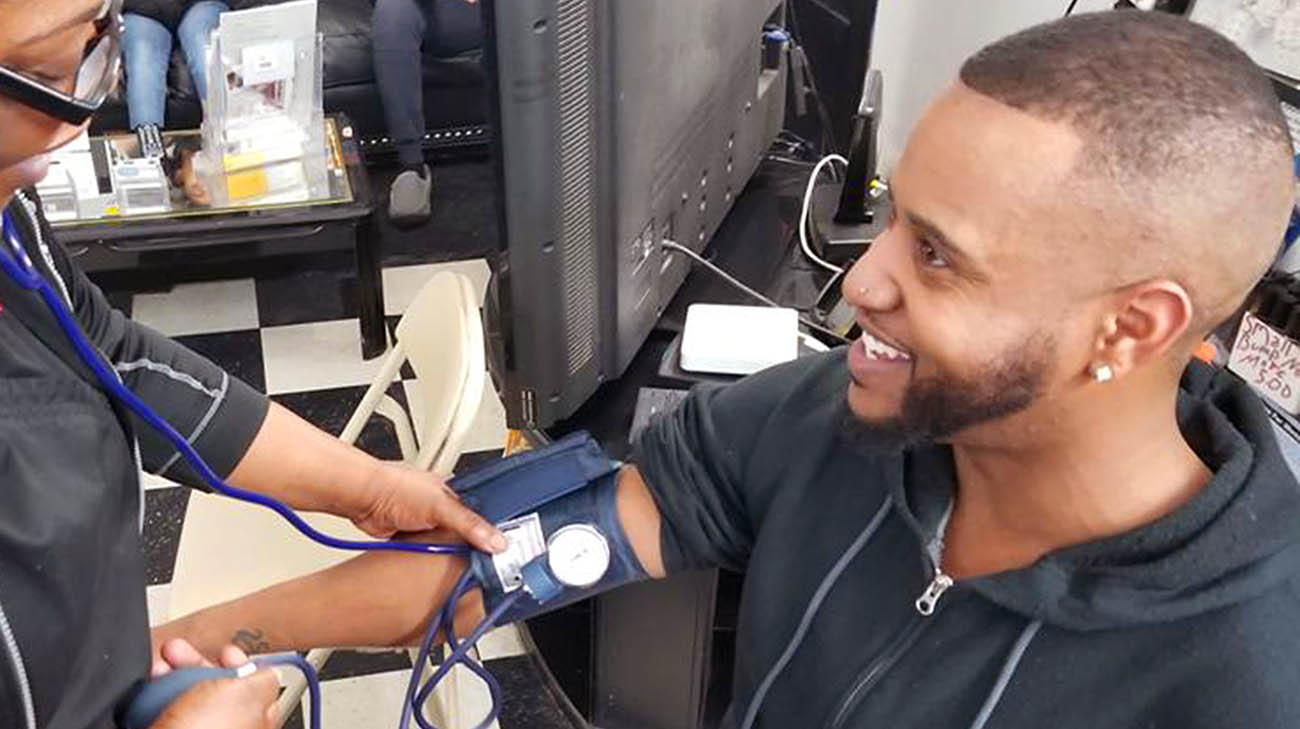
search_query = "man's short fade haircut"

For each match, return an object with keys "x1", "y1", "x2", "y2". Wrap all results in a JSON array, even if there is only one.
[
  {"x1": 959, "y1": 10, "x2": 1294, "y2": 333},
  {"x1": 961, "y1": 10, "x2": 1288, "y2": 176}
]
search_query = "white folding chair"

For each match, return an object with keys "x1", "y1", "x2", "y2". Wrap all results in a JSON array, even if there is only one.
[{"x1": 165, "y1": 271, "x2": 487, "y2": 727}]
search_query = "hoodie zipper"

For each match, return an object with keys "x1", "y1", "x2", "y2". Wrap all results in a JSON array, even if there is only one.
[
  {"x1": 915, "y1": 493, "x2": 956, "y2": 613},
  {"x1": 0, "y1": 591, "x2": 37, "y2": 729},
  {"x1": 825, "y1": 598, "x2": 952, "y2": 729},
  {"x1": 826, "y1": 502, "x2": 957, "y2": 729},
  {"x1": 915, "y1": 502, "x2": 955, "y2": 616},
  {"x1": 16, "y1": 193, "x2": 72, "y2": 306}
]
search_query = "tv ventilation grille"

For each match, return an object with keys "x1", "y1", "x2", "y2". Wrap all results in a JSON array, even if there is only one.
[{"x1": 557, "y1": 0, "x2": 598, "y2": 377}]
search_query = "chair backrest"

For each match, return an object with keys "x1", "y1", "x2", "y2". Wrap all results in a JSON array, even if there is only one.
[
  {"x1": 429, "y1": 274, "x2": 487, "y2": 474},
  {"x1": 168, "y1": 273, "x2": 487, "y2": 625},
  {"x1": 398, "y1": 271, "x2": 481, "y2": 472}
]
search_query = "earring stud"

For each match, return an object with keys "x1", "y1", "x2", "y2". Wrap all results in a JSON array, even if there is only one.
[{"x1": 1091, "y1": 363, "x2": 1114, "y2": 384}]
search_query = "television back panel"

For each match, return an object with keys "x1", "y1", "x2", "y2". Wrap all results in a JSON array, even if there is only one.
[
  {"x1": 488, "y1": 0, "x2": 786, "y2": 428},
  {"x1": 488, "y1": 0, "x2": 606, "y2": 428},
  {"x1": 607, "y1": 0, "x2": 787, "y2": 371}
]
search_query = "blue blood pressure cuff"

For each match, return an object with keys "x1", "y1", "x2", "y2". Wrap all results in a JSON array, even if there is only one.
[{"x1": 450, "y1": 432, "x2": 648, "y2": 625}]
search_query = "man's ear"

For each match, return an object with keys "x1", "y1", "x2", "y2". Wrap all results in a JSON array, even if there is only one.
[{"x1": 1092, "y1": 279, "x2": 1193, "y2": 377}]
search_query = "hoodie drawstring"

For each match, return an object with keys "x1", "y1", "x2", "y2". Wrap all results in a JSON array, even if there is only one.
[
  {"x1": 739, "y1": 496, "x2": 895, "y2": 729},
  {"x1": 968, "y1": 619, "x2": 1043, "y2": 729}
]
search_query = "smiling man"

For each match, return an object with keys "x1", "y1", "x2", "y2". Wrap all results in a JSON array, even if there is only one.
[{"x1": 158, "y1": 10, "x2": 1300, "y2": 728}]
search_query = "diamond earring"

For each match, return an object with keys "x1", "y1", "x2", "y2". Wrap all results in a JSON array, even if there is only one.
[{"x1": 1091, "y1": 363, "x2": 1114, "y2": 384}]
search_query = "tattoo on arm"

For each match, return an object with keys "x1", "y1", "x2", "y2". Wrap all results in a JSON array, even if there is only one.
[{"x1": 231, "y1": 628, "x2": 271, "y2": 655}]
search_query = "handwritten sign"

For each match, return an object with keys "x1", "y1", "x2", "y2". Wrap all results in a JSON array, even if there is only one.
[{"x1": 1228, "y1": 311, "x2": 1300, "y2": 413}]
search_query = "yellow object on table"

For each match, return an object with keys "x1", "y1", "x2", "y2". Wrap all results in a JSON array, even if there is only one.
[{"x1": 225, "y1": 168, "x2": 270, "y2": 201}]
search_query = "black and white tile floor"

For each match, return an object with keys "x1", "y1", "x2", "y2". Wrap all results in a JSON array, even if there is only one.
[{"x1": 117, "y1": 258, "x2": 567, "y2": 729}]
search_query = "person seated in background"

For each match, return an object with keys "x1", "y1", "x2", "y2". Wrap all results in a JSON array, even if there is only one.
[
  {"x1": 122, "y1": 0, "x2": 229, "y2": 206},
  {"x1": 123, "y1": 0, "x2": 278, "y2": 206},
  {"x1": 123, "y1": 0, "x2": 226, "y2": 154},
  {"x1": 152, "y1": 12, "x2": 1300, "y2": 728},
  {"x1": 372, "y1": 0, "x2": 482, "y2": 226}
]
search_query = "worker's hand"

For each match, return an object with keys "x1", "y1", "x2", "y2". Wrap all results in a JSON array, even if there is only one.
[
  {"x1": 145, "y1": 664, "x2": 279, "y2": 729},
  {"x1": 352, "y1": 463, "x2": 507, "y2": 553},
  {"x1": 152, "y1": 638, "x2": 252, "y2": 678}
]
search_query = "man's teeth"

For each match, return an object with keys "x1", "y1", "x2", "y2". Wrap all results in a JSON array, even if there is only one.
[{"x1": 861, "y1": 332, "x2": 911, "y2": 361}]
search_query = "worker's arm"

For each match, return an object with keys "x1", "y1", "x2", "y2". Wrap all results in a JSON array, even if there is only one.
[
  {"x1": 152, "y1": 466, "x2": 665, "y2": 657},
  {"x1": 34, "y1": 203, "x2": 502, "y2": 551},
  {"x1": 224, "y1": 401, "x2": 506, "y2": 549}
]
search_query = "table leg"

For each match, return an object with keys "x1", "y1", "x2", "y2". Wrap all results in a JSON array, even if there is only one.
[{"x1": 356, "y1": 217, "x2": 387, "y2": 359}]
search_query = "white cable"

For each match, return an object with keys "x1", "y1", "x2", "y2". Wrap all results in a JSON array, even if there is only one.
[
  {"x1": 660, "y1": 239, "x2": 849, "y2": 343},
  {"x1": 800, "y1": 154, "x2": 849, "y2": 275},
  {"x1": 661, "y1": 240, "x2": 782, "y2": 307}
]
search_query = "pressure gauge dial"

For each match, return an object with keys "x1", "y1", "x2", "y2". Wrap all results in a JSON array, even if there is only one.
[{"x1": 546, "y1": 524, "x2": 611, "y2": 588}]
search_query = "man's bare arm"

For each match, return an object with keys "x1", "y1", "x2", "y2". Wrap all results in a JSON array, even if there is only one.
[
  {"x1": 615, "y1": 465, "x2": 666, "y2": 578},
  {"x1": 155, "y1": 466, "x2": 665, "y2": 657}
]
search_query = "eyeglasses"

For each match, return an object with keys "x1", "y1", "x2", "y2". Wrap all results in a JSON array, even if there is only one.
[{"x1": 0, "y1": 0, "x2": 124, "y2": 125}]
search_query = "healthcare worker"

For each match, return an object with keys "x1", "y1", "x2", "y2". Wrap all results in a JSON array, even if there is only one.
[{"x1": 0, "y1": 2, "x2": 505, "y2": 727}]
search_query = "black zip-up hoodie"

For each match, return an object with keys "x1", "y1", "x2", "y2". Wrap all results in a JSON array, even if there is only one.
[
  {"x1": 0, "y1": 194, "x2": 268, "y2": 729},
  {"x1": 633, "y1": 349, "x2": 1300, "y2": 728}
]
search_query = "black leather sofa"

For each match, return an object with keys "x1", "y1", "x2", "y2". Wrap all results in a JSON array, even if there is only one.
[{"x1": 90, "y1": 0, "x2": 488, "y2": 154}]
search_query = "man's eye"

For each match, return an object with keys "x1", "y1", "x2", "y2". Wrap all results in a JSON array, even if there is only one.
[{"x1": 917, "y1": 239, "x2": 949, "y2": 269}]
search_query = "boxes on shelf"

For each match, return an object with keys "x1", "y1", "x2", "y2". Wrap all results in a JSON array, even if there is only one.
[{"x1": 36, "y1": 132, "x2": 122, "y2": 220}]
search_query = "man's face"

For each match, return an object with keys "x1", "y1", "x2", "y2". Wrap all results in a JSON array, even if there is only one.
[
  {"x1": 0, "y1": 0, "x2": 106, "y2": 193},
  {"x1": 841, "y1": 84, "x2": 1098, "y2": 446}
]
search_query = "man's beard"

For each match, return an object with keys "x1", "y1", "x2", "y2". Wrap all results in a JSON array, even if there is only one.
[{"x1": 842, "y1": 330, "x2": 1058, "y2": 453}]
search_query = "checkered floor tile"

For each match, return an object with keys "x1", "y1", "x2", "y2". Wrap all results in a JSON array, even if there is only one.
[{"x1": 113, "y1": 258, "x2": 574, "y2": 729}]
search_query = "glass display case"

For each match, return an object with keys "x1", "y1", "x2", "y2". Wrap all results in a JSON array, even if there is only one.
[{"x1": 198, "y1": 0, "x2": 328, "y2": 207}]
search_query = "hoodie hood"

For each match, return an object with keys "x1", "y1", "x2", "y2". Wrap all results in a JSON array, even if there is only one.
[{"x1": 895, "y1": 361, "x2": 1300, "y2": 632}]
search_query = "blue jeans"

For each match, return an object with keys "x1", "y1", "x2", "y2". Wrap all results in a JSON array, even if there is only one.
[{"x1": 122, "y1": 2, "x2": 228, "y2": 129}]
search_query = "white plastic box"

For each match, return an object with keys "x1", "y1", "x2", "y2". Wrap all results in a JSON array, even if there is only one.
[{"x1": 680, "y1": 303, "x2": 799, "y2": 376}]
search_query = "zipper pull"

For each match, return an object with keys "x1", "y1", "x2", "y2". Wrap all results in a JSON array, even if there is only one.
[{"x1": 914, "y1": 572, "x2": 953, "y2": 616}]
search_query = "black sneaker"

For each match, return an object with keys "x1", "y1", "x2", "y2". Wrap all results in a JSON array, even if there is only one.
[{"x1": 136, "y1": 123, "x2": 164, "y2": 159}]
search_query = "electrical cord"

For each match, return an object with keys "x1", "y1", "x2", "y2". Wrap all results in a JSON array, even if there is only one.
[
  {"x1": 1065, "y1": 0, "x2": 1081, "y2": 15},
  {"x1": 785, "y1": 0, "x2": 843, "y2": 155},
  {"x1": 813, "y1": 268, "x2": 845, "y2": 310},
  {"x1": 764, "y1": 154, "x2": 818, "y2": 169},
  {"x1": 660, "y1": 239, "x2": 849, "y2": 343},
  {"x1": 776, "y1": 129, "x2": 820, "y2": 162},
  {"x1": 800, "y1": 154, "x2": 849, "y2": 275}
]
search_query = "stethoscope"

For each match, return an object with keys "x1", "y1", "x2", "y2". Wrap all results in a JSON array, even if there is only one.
[{"x1": 0, "y1": 204, "x2": 515, "y2": 729}]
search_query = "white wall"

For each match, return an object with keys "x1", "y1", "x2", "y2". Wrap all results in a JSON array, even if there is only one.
[{"x1": 871, "y1": 0, "x2": 1114, "y2": 172}]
